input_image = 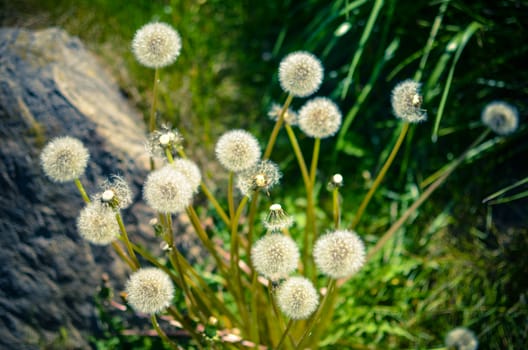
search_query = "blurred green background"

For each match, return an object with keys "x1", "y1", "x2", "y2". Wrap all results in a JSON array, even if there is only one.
[{"x1": 5, "y1": 0, "x2": 527, "y2": 348}]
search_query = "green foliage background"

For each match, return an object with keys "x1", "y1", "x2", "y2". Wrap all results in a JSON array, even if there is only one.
[{"x1": 6, "y1": 0, "x2": 527, "y2": 348}]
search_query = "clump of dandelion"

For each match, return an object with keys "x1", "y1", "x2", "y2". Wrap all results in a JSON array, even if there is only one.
[
  {"x1": 132, "y1": 22, "x2": 182, "y2": 68},
  {"x1": 276, "y1": 277, "x2": 319, "y2": 320},
  {"x1": 77, "y1": 201, "x2": 120, "y2": 245},
  {"x1": 143, "y1": 165, "x2": 194, "y2": 213},
  {"x1": 171, "y1": 158, "x2": 201, "y2": 193},
  {"x1": 481, "y1": 101, "x2": 518, "y2": 135},
  {"x1": 268, "y1": 102, "x2": 298, "y2": 125},
  {"x1": 126, "y1": 268, "x2": 174, "y2": 314},
  {"x1": 445, "y1": 327, "x2": 478, "y2": 350},
  {"x1": 147, "y1": 125, "x2": 183, "y2": 158},
  {"x1": 313, "y1": 229, "x2": 366, "y2": 279},
  {"x1": 279, "y1": 51, "x2": 324, "y2": 97},
  {"x1": 298, "y1": 97, "x2": 342, "y2": 138},
  {"x1": 215, "y1": 130, "x2": 261, "y2": 172},
  {"x1": 264, "y1": 204, "x2": 294, "y2": 232},
  {"x1": 40, "y1": 136, "x2": 89, "y2": 183},
  {"x1": 236, "y1": 160, "x2": 281, "y2": 196},
  {"x1": 251, "y1": 233, "x2": 299, "y2": 281},
  {"x1": 391, "y1": 79, "x2": 427, "y2": 122},
  {"x1": 95, "y1": 175, "x2": 133, "y2": 209}
]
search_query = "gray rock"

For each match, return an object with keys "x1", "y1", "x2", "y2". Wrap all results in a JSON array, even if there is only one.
[{"x1": 0, "y1": 27, "x2": 159, "y2": 349}]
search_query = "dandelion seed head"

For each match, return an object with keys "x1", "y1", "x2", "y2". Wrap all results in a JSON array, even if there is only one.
[
  {"x1": 251, "y1": 234, "x2": 299, "y2": 281},
  {"x1": 298, "y1": 97, "x2": 342, "y2": 138},
  {"x1": 445, "y1": 327, "x2": 478, "y2": 350},
  {"x1": 132, "y1": 22, "x2": 182, "y2": 68},
  {"x1": 236, "y1": 160, "x2": 281, "y2": 197},
  {"x1": 215, "y1": 130, "x2": 261, "y2": 172},
  {"x1": 146, "y1": 125, "x2": 183, "y2": 158},
  {"x1": 143, "y1": 165, "x2": 194, "y2": 213},
  {"x1": 279, "y1": 51, "x2": 324, "y2": 97},
  {"x1": 313, "y1": 229, "x2": 366, "y2": 279},
  {"x1": 126, "y1": 268, "x2": 174, "y2": 314},
  {"x1": 268, "y1": 103, "x2": 298, "y2": 126},
  {"x1": 481, "y1": 101, "x2": 518, "y2": 135},
  {"x1": 391, "y1": 79, "x2": 427, "y2": 123},
  {"x1": 40, "y1": 136, "x2": 89, "y2": 183},
  {"x1": 264, "y1": 204, "x2": 294, "y2": 232},
  {"x1": 77, "y1": 201, "x2": 119, "y2": 245},
  {"x1": 96, "y1": 175, "x2": 133, "y2": 209},
  {"x1": 276, "y1": 277, "x2": 319, "y2": 320},
  {"x1": 171, "y1": 158, "x2": 201, "y2": 193}
]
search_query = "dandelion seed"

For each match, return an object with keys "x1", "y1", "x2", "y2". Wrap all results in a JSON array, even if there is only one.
[
  {"x1": 264, "y1": 204, "x2": 294, "y2": 232},
  {"x1": 143, "y1": 165, "x2": 194, "y2": 213},
  {"x1": 215, "y1": 130, "x2": 261, "y2": 172},
  {"x1": 132, "y1": 22, "x2": 182, "y2": 68},
  {"x1": 40, "y1": 136, "x2": 89, "y2": 183},
  {"x1": 313, "y1": 229, "x2": 366, "y2": 279},
  {"x1": 77, "y1": 201, "x2": 119, "y2": 245},
  {"x1": 251, "y1": 233, "x2": 299, "y2": 281},
  {"x1": 268, "y1": 103, "x2": 298, "y2": 125},
  {"x1": 298, "y1": 97, "x2": 342, "y2": 138},
  {"x1": 445, "y1": 327, "x2": 478, "y2": 350},
  {"x1": 481, "y1": 101, "x2": 518, "y2": 135},
  {"x1": 391, "y1": 79, "x2": 427, "y2": 122},
  {"x1": 126, "y1": 268, "x2": 174, "y2": 314},
  {"x1": 236, "y1": 160, "x2": 281, "y2": 196},
  {"x1": 276, "y1": 277, "x2": 319, "y2": 320},
  {"x1": 279, "y1": 51, "x2": 324, "y2": 97}
]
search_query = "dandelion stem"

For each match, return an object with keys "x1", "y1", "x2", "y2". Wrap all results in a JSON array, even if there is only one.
[
  {"x1": 350, "y1": 122, "x2": 410, "y2": 230},
  {"x1": 249, "y1": 271, "x2": 261, "y2": 345},
  {"x1": 165, "y1": 147, "x2": 174, "y2": 163},
  {"x1": 309, "y1": 138, "x2": 321, "y2": 188},
  {"x1": 264, "y1": 93, "x2": 293, "y2": 160},
  {"x1": 150, "y1": 315, "x2": 181, "y2": 350},
  {"x1": 333, "y1": 188, "x2": 340, "y2": 229},
  {"x1": 74, "y1": 178, "x2": 90, "y2": 203},
  {"x1": 111, "y1": 241, "x2": 136, "y2": 269},
  {"x1": 115, "y1": 212, "x2": 140, "y2": 270},
  {"x1": 276, "y1": 319, "x2": 294, "y2": 350},
  {"x1": 246, "y1": 192, "x2": 259, "y2": 265},
  {"x1": 228, "y1": 172, "x2": 235, "y2": 220}
]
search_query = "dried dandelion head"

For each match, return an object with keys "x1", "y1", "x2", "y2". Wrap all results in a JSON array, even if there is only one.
[
  {"x1": 445, "y1": 327, "x2": 478, "y2": 350},
  {"x1": 268, "y1": 103, "x2": 298, "y2": 126},
  {"x1": 215, "y1": 130, "x2": 261, "y2": 172},
  {"x1": 391, "y1": 79, "x2": 427, "y2": 123},
  {"x1": 132, "y1": 22, "x2": 182, "y2": 68},
  {"x1": 96, "y1": 175, "x2": 133, "y2": 209},
  {"x1": 40, "y1": 136, "x2": 89, "y2": 183},
  {"x1": 171, "y1": 158, "x2": 201, "y2": 193},
  {"x1": 143, "y1": 165, "x2": 194, "y2": 213},
  {"x1": 279, "y1": 51, "x2": 324, "y2": 97},
  {"x1": 251, "y1": 233, "x2": 299, "y2": 281},
  {"x1": 147, "y1": 124, "x2": 183, "y2": 158},
  {"x1": 236, "y1": 160, "x2": 281, "y2": 197},
  {"x1": 276, "y1": 277, "x2": 319, "y2": 320},
  {"x1": 77, "y1": 201, "x2": 120, "y2": 245},
  {"x1": 298, "y1": 97, "x2": 342, "y2": 138},
  {"x1": 126, "y1": 268, "x2": 174, "y2": 314},
  {"x1": 481, "y1": 101, "x2": 519, "y2": 135},
  {"x1": 264, "y1": 204, "x2": 294, "y2": 232}
]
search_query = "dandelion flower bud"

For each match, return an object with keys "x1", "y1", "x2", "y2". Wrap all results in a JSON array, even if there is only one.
[
  {"x1": 391, "y1": 79, "x2": 427, "y2": 123},
  {"x1": 215, "y1": 130, "x2": 261, "y2": 172},
  {"x1": 236, "y1": 160, "x2": 281, "y2": 196},
  {"x1": 481, "y1": 101, "x2": 518, "y2": 135},
  {"x1": 276, "y1": 277, "x2": 319, "y2": 320},
  {"x1": 77, "y1": 201, "x2": 119, "y2": 245},
  {"x1": 251, "y1": 233, "x2": 299, "y2": 281},
  {"x1": 264, "y1": 204, "x2": 294, "y2": 232},
  {"x1": 313, "y1": 229, "x2": 366, "y2": 279},
  {"x1": 298, "y1": 97, "x2": 342, "y2": 138},
  {"x1": 143, "y1": 165, "x2": 194, "y2": 213},
  {"x1": 40, "y1": 136, "x2": 89, "y2": 183},
  {"x1": 147, "y1": 125, "x2": 183, "y2": 158},
  {"x1": 268, "y1": 102, "x2": 298, "y2": 126},
  {"x1": 132, "y1": 22, "x2": 182, "y2": 68},
  {"x1": 96, "y1": 175, "x2": 133, "y2": 209},
  {"x1": 445, "y1": 327, "x2": 478, "y2": 350},
  {"x1": 171, "y1": 158, "x2": 201, "y2": 193},
  {"x1": 126, "y1": 268, "x2": 174, "y2": 314},
  {"x1": 279, "y1": 51, "x2": 324, "y2": 97}
]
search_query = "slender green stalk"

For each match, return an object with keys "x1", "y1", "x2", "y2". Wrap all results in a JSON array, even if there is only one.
[
  {"x1": 350, "y1": 122, "x2": 410, "y2": 230},
  {"x1": 296, "y1": 279, "x2": 336, "y2": 349},
  {"x1": 246, "y1": 192, "x2": 259, "y2": 265},
  {"x1": 332, "y1": 188, "x2": 340, "y2": 229},
  {"x1": 111, "y1": 241, "x2": 136, "y2": 269},
  {"x1": 249, "y1": 271, "x2": 260, "y2": 345},
  {"x1": 276, "y1": 319, "x2": 294, "y2": 350},
  {"x1": 165, "y1": 147, "x2": 174, "y2": 163},
  {"x1": 150, "y1": 315, "x2": 181, "y2": 350},
  {"x1": 228, "y1": 172, "x2": 235, "y2": 220},
  {"x1": 115, "y1": 212, "x2": 140, "y2": 270},
  {"x1": 166, "y1": 306, "x2": 205, "y2": 349},
  {"x1": 263, "y1": 94, "x2": 293, "y2": 160},
  {"x1": 74, "y1": 178, "x2": 90, "y2": 203},
  {"x1": 310, "y1": 138, "x2": 321, "y2": 188}
]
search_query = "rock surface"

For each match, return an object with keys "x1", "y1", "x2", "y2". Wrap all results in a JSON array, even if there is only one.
[{"x1": 0, "y1": 27, "x2": 157, "y2": 349}]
